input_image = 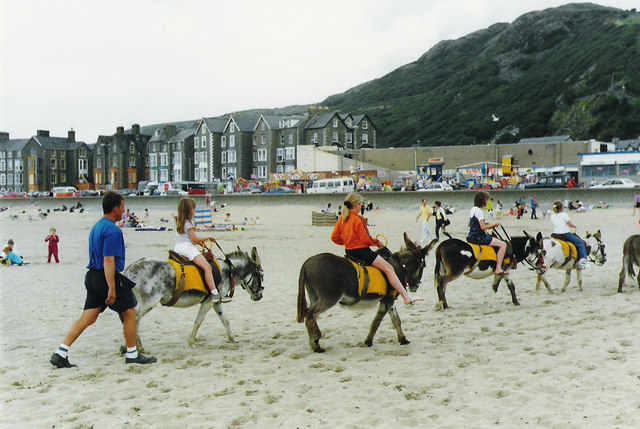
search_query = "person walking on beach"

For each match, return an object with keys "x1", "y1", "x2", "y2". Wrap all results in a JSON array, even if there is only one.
[
  {"x1": 331, "y1": 192, "x2": 423, "y2": 305},
  {"x1": 174, "y1": 197, "x2": 226, "y2": 302},
  {"x1": 50, "y1": 192, "x2": 156, "y2": 368},
  {"x1": 433, "y1": 201, "x2": 452, "y2": 241},
  {"x1": 530, "y1": 194, "x2": 539, "y2": 220},
  {"x1": 45, "y1": 227, "x2": 60, "y2": 263},
  {"x1": 633, "y1": 192, "x2": 640, "y2": 216},
  {"x1": 550, "y1": 201, "x2": 588, "y2": 270},
  {"x1": 467, "y1": 191, "x2": 508, "y2": 276},
  {"x1": 416, "y1": 199, "x2": 433, "y2": 244}
]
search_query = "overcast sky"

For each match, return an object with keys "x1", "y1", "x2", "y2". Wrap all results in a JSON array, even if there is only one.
[{"x1": 1, "y1": 0, "x2": 637, "y2": 143}]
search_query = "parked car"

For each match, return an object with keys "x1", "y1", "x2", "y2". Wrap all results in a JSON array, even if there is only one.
[
  {"x1": 266, "y1": 186, "x2": 294, "y2": 194},
  {"x1": 238, "y1": 188, "x2": 254, "y2": 195},
  {"x1": 524, "y1": 174, "x2": 573, "y2": 189},
  {"x1": 592, "y1": 178, "x2": 640, "y2": 189},
  {"x1": 392, "y1": 180, "x2": 406, "y2": 191},
  {"x1": 417, "y1": 182, "x2": 453, "y2": 192}
]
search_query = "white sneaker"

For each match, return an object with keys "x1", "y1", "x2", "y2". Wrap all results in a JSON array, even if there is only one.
[{"x1": 577, "y1": 258, "x2": 589, "y2": 269}]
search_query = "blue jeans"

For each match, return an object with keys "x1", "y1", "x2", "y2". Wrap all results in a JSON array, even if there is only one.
[{"x1": 558, "y1": 233, "x2": 586, "y2": 260}]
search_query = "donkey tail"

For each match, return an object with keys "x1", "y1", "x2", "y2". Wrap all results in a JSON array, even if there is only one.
[
  {"x1": 626, "y1": 239, "x2": 637, "y2": 280},
  {"x1": 297, "y1": 263, "x2": 308, "y2": 323},
  {"x1": 434, "y1": 246, "x2": 443, "y2": 287}
]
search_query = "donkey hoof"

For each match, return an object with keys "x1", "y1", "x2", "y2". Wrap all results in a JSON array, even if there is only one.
[
  {"x1": 399, "y1": 338, "x2": 410, "y2": 345},
  {"x1": 313, "y1": 346, "x2": 325, "y2": 353},
  {"x1": 364, "y1": 339, "x2": 373, "y2": 347}
]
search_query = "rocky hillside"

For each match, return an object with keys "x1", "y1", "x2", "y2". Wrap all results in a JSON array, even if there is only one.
[{"x1": 323, "y1": 3, "x2": 640, "y2": 147}]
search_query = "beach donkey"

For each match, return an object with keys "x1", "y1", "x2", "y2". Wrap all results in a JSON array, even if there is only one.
[
  {"x1": 618, "y1": 234, "x2": 640, "y2": 293},
  {"x1": 433, "y1": 232, "x2": 543, "y2": 310},
  {"x1": 534, "y1": 230, "x2": 606, "y2": 293},
  {"x1": 123, "y1": 245, "x2": 263, "y2": 352},
  {"x1": 297, "y1": 233, "x2": 436, "y2": 353}
]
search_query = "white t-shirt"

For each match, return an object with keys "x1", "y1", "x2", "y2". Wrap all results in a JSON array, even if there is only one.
[
  {"x1": 550, "y1": 212, "x2": 571, "y2": 234},
  {"x1": 469, "y1": 206, "x2": 484, "y2": 222},
  {"x1": 175, "y1": 220, "x2": 196, "y2": 246}
]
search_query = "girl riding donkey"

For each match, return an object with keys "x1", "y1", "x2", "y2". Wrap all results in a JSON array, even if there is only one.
[
  {"x1": 331, "y1": 192, "x2": 422, "y2": 305},
  {"x1": 175, "y1": 197, "x2": 229, "y2": 302},
  {"x1": 467, "y1": 191, "x2": 508, "y2": 275}
]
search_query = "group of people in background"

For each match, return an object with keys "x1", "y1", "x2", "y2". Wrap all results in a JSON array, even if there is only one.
[{"x1": 416, "y1": 199, "x2": 453, "y2": 244}]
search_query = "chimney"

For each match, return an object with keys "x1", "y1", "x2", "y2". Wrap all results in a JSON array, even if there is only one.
[
  {"x1": 0, "y1": 132, "x2": 9, "y2": 142},
  {"x1": 37, "y1": 130, "x2": 50, "y2": 137},
  {"x1": 166, "y1": 124, "x2": 177, "y2": 139},
  {"x1": 116, "y1": 126, "x2": 124, "y2": 134},
  {"x1": 68, "y1": 129, "x2": 76, "y2": 142},
  {"x1": 132, "y1": 124, "x2": 140, "y2": 135}
]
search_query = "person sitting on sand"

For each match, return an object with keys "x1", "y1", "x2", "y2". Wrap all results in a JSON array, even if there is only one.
[
  {"x1": 2, "y1": 246, "x2": 23, "y2": 266},
  {"x1": 331, "y1": 192, "x2": 423, "y2": 305}
]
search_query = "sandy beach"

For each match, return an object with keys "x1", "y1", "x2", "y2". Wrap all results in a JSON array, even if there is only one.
[{"x1": 1, "y1": 196, "x2": 640, "y2": 428}]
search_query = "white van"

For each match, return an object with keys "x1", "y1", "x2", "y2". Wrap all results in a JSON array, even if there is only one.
[
  {"x1": 52, "y1": 186, "x2": 78, "y2": 197},
  {"x1": 307, "y1": 178, "x2": 355, "y2": 194}
]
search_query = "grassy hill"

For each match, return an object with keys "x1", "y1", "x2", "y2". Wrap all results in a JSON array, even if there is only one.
[{"x1": 322, "y1": 3, "x2": 640, "y2": 147}]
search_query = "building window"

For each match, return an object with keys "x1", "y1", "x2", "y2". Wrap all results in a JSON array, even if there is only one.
[
  {"x1": 346, "y1": 133, "x2": 352, "y2": 145},
  {"x1": 79, "y1": 159, "x2": 88, "y2": 172},
  {"x1": 0, "y1": 160, "x2": 5, "y2": 170},
  {"x1": 17, "y1": 173, "x2": 22, "y2": 184},
  {"x1": 60, "y1": 159, "x2": 66, "y2": 170},
  {"x1": 79, "y1": 148, "x2": 86, "y2": 157},
  {"x1": 112, "y1": 156, "x2": 118, "y2": 168},
  {"x1": 332, "y1": 132, "x2": 338, "y2": 143},
  {"x1": 312, "y1": 133, "x2": 318, "y2": 143},
  {"x1": 286, "y1": 147, "x2": 295, "y2": 160},
  {"x1": 0, "y1": 151, "x2": 4, "y2": 158},
  {"x1": 113, "y1": 145, "x2": 117, "y2": 153},
  {"x1": 276, "y1": 148, "x2": 284, "y2": 162},
  {"x1": 230, "y1": 122, "x2": 235, "y2": 132},
  {"x1": 333, "y1": 119, "x2": 338, "y2": 127},
  {"x1": 261, "y1": 122, "x2": 266, "y2": 130},
  {"x1": 276, "y1": 165, "x2": 284, "y2": 174},
  {"x1": 160, "y1": 153, "x2": 168, "y2": 166},
  {"x1": 0, "y1": 174, "x2": 5, "y2": 186},
  {"x1": 362, "y1": 121, "x2": 368, "y2": 129},
  {"x1": 150, "y1": 170, "x2": 157, "y2": 181},
  {"x1": 288, "y1": 134, "x2": 293, "y2": 144},
  {"x1": 202, "y1": 124, "x2": 207, "y2": 134},
  {"x1": 230, "y1": 135, "x2": 235, "y2": 147},
  {"x1": 15, "y1": 159, "x2": 22, "y2": 171},
  {"x1": 60, "y1": 151, "x2": 65, "y2": 158},
  {"x1": 253, "y1": 151, "x2": 257, "y2": 162},
  {"x1": 260, "y1": 135, "x2": 265, "y2": 145},
  {"x1": 50, "y1": 159, "x2": 56, "y2": 169},
  {"x1": 149, "y1": 154, "x2": 157, "y2": 167},
  {"x1": 221, "y1": 152, "x2": 227, "y2": 163},
  {"x1": 60, "y1": 173, "x2": 66, "y2": 183},
  {"x1": 361, "y1": 133, "x2": 368, "y2": 144},
  {"x1": 129, "y1": 156, "x2": 136, "y2": 167},
  {"x1": 194, "y1": 137, "x2": 199, "y2": 149},
  {"x1": 201, "y1": 137, "x2": 206, "y2": 149},
  {"x1": 258, "y1": 165, "x2": 267, "y2": 178},
  {"x1": 280, "y1": 135, "x2": 285, "y2": 144},
  {"x1": 160, "y1": 169, "x2": 168, "y2": 181},
  {"x1": 221, "y1": 166, "x2": 227, "y2": 178},
  {"x1": 96, "y1": 158, "x2": 102, "y2": 168},
  {"x1": 228, "y1": 150, "x2": 236, "y2": 163},
  {"x1": 221, "y1": 136, "x2": 226, "y2": 147},
  {"x1": 130, "y1": 145, "x2": 135, "y2": 154},
  {"x1": 7, "y1": 174, "x2": 13, "y2": 185},
  {"x1": 50, "y1": 173, "x2": 56, "y2": 184},
  {"x1": 51, "y1": 150, "x2": 57, "y2": 157},
  {"x1": 258, "y1": 148, "x2": 267, "y2": 161},
  {"x1": 173, "y1": 152, "x2": 181, "y2": 164},
  {"x1": 253, "y1": 135, "x2": 257, "y2": 146}
]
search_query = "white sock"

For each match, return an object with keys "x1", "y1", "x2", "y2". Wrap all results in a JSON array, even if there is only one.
[
  {"x1": 56, "y1": 344, "x2": 69, "y2": 358},
  {"x1": 126, "y1": 346, "x2": 138, "y2": 359}
]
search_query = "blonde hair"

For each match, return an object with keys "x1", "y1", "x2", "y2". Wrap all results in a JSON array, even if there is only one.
[
  {"x1": 50, "y1": 227, "x2": 56, "y2": 233},
  {"x1": 176, "y1": 197, "x2": 196, "y2": 234},
  {"x1": 2, "y1": 246, "x2": 11, "y2": 254},
  {"x1": 553, "y1": 201, "x2": 564, "y2": 213},
  {"x1": 342, "y1": 192, "x2": 363, "y2": 222}
]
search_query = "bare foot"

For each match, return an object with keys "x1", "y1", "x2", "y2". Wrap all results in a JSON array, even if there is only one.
[
  {"x1": 404, "y1": 296, "x2": 424, "y2": 305},
  {"x1": 494, "y1": 270, "x2": 508, "y2": 276}
]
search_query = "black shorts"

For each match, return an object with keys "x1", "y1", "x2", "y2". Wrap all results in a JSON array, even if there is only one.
[
  {"x1": 345, "y1": 247, "x2": 378, "y2": 265},
  {"x1": 83, "y1": 269, "x2": 137, "y2": 314},
  {"x1": 635, "y1": 202, "x2": 640, "y2": 208}
]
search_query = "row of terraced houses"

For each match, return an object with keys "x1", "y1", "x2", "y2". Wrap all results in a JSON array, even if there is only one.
[{"x1": 0, "y1": 110, "x2": 377, "y2": 193}]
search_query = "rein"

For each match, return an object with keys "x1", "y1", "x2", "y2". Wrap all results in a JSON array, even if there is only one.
[{"x1": 588, "y1": 239, "x2": 606, "y2": 266}]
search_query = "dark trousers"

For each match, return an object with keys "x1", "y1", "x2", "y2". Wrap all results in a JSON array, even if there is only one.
[
  {"x1": 435, "y1": 220, "x2": 452, "y2": 241},
  {"x1": 48, "y1": 247, "x2": 59, "y2": 263}
]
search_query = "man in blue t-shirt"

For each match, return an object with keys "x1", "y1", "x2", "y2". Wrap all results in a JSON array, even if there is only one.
[{"x1": 50, "y1": 192, "x2": 156, "y2": 368}]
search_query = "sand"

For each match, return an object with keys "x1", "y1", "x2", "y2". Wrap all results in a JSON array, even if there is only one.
[{"x1": 1, "y1": 198, "x2": 640, "y2": 428}]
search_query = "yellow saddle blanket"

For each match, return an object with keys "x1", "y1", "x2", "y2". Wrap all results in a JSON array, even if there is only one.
[
  {"x1": 168, "y1": 258, "x2": 221, "y2": 294},
  {"x1": 468, "y1": 243, "x2": 511, "y2": 265},
  {"x1": 556, "y1": 240, "x2": 577, "y2": 259},
  {"x1": 349, "y1": 261, "x2": 395, "y2": 297}
]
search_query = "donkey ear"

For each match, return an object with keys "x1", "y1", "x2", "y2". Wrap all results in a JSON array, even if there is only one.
[
  {"x1": 403, "y1": 232, "x2": 417, "y2": 249},
  {"x1": 524, "y1": 230, "x2": 531, "y2": 238},
  {"x1": 237, "y1": 245, "x2": 242, "y2": 252},
  {"x1": 251, "y1": 247, "x2": 261, "y2": 264},
  {"x1": 585, "y1": 232, "x2": 591, "y2": 238},
  {"x1": 536, "y1": 232, "x2": 543, "y2": 242},
  {"x1": 423, "y1": 238, "x2": 438, "y2": 255},
  {"x1": 596, "y1": 230, "x2": 601, "y2": 239}
]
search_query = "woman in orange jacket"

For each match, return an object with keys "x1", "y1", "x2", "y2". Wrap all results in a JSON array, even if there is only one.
[{"x1": 331, "y1": 193, "x2": 423, "y2": 305}]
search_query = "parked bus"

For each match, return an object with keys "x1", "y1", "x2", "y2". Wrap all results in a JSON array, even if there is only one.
[
  {"x1": 172, "y1": 181, "x2": 217, "y2": 195},
  {"x1": 52, "y1": 186, "x2": 78, "y2": 197}
]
